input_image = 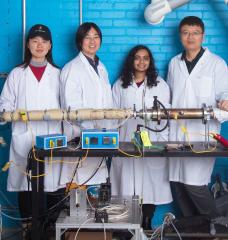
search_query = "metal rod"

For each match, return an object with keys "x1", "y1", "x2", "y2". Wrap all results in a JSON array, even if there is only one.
[
  {"x1": 79, "y1": 0, "x2": 83, "y2": 25},
  {"x1": 22, "y1": 0, "x2": 26, "y2": 60},
  {"x1": 139, "y1": 108, "x2": 212, "y2": 120}
]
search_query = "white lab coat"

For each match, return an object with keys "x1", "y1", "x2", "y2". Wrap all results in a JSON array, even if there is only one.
[
  {"x1": 0, "y1": 63, "x2": 62, "y2": 191},
  {"x1": 110, "y1": 77, "x2": 173, "y2": 204},
  {"x1": 167, "y1": 48, "x2": 228, "y2": 185},
  {"x1": 60, "y1": 52, "x2": 113, "y2": 185}
]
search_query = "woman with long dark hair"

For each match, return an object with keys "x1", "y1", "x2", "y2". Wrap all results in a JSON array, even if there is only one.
[{"x1": 110, "y1": 45, "x2": 172, "y2": 229}]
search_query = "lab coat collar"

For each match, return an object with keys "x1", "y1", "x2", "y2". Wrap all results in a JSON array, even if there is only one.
[
  {"x1": 78, "y1": 51, "x2": 107, "y2": 86},
  {"x1": 132, "y1": 76, "x2": 147, "y2": 89},
  {"x1": 177, "y1": 47, "x2": 209, "y2": 61},
  {"x1": 177, "y1": 47, "x2": 210, "y2": 77},
  {"x1": 27, "y1": 62, "x2": 52, "y2": 82}
]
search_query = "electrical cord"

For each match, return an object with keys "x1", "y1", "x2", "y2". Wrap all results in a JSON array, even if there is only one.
[
  {"x1": 10, "y1": 154, "x2": 104, "y2": 224},
  {"x1": 32, "y1": 156, "x2": 105, "y2": 220},
  {"x1": 138, "y1": 98, "x2": 170, "y2": 133},
  {"x1": 118, "y1": 140, "x2": 142, "y2": 157},
  {"x1": 101, "y1": 218, "x2": 107, "y2": 240},
  {"x1": 99, "y1": 204, "x2": 129, "y2": 222},
  {"x1": 66, "y1": 156, "x2": 105, "y2": 196},
  {"x1": 181, "y1": 126, "x2": 217, "y2": 153},
  {"x1": 86, "y1": 186, "x2": 130, "y2": 223},
  {"x1": 112, "y1": 114, "x2": 131, "y2": 130},
  {"x1": 149, "y1": 213, "x2": 182, "y2": 240},
  {"x1": 148, "y1": 225, "x2": 162, "y2": 240},
  {"x1": 0, "y1": 190, "x2": 16, "y2": 209},
  {"x1": 79, "y1": 157, "x2": 105, "y2": 186},
  {"x1": 65, "y1": 157, "x2": 81, "y2": 196},
  {"x1": 73, "y1": 218, "x2": 94, "y2": 240},
  {"x1": 1, "y1": 212, "x2": 31, "y2": 221},
  {"x1": 170, "y1": 221, "x2": 182, "y2": 240}
]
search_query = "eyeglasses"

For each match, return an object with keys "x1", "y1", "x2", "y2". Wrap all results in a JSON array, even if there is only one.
[{"x1": 180, "y1": 31, "x2": 203, "y2": 38}]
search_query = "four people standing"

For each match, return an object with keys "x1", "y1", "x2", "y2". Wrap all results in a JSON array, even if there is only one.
[{"x1": 1, "y1": 16, "x2": 228, "y2": 231}]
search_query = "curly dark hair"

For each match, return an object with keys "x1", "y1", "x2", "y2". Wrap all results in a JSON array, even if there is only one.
[{"x1": 120, "y1": 45, "x2": 158, "y2": 88}]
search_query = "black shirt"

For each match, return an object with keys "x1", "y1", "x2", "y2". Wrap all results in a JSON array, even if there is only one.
[
  {"x1": 181, "y1": 47, "x2": 205, "y2": 74},
  {"x1": 84, "y1": 54, "x2": 99, "y2": 76}
]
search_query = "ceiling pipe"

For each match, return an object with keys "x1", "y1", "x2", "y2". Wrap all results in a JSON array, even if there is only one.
[{"x1": 144, "y1": 0, "x2": 191, "y2": 25}]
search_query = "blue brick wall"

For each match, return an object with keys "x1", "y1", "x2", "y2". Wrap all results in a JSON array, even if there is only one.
[{"x1": 1, "y1": 0, "x2": 228, "y2": 227}]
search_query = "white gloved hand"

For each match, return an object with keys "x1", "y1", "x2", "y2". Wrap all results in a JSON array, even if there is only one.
[{"x1": 213, "y1": 108, "x2": 228, "y2": 122}]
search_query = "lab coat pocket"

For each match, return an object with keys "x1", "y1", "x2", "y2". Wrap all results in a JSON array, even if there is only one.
[
  {"x1": 12, "y1": 131, "x2": 32, "y2": 159},
  {"x1": 196, "y1": 76, "x2": 213, "y2": 97}
]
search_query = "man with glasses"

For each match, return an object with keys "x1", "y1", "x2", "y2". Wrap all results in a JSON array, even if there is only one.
[{"x1": 167, "y1": 16, "x2": 228, "y2": 218}]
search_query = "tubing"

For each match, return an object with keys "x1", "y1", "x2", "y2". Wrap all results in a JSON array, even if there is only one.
[{"x1": 0, "y1": 107, "x2": 214, "y2": 122}]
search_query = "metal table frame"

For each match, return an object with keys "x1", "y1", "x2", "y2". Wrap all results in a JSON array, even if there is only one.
[
  {"x1": 56, "y1": 214, "x2": 141, "y2": 240},
  {"x1": 30, "y1": 141, "x2": 228, "y2": 240},
  {"x1": 56, "y1": 195, "x2": 141, "y2": 240}
]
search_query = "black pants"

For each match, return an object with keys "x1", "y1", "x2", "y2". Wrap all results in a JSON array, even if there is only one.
[
  {"x1": 171, "y1": 181, "x2": 218, "y2": 218},
  {"x1": 141, "y1": 204, "x2": 156, "y2": 229},
  {"x1": 18, "y1": 188, "x2": 65, "y2": 223}
]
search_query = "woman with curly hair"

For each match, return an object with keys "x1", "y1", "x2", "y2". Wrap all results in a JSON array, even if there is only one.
[{"x1": 110, "y1": 45, "x2": 172, "y2": 229}]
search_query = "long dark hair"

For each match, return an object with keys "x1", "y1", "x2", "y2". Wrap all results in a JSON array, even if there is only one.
[
  {"x1": 19, "y1": 26, "x2": 57, "y2": 68},
  {"x1": 120, "y1": 45, "x2": 158, "y2": 88}
]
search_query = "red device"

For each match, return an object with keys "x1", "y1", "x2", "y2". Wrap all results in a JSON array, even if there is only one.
[{"x1": 211, "y1": 133, "x2": 228, "y2": 147}]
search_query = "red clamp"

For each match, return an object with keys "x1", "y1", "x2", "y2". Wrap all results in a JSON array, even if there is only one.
[{"x1": 211, "y1": 133, "x2": 228, "y2": 147}]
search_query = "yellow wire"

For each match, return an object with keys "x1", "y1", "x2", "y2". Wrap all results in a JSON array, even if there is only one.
[
  {"x1": 173, "y1": 115, "x2": 217, "y2": 153},
  {"x1": 184, "y1": 131, "x2": 217, "y2": 153},
  {"x1": 118, "y1": 141, "x2": 142, "y2": 158},
  {"x1": 32, "y1": 146, "x2": 89, "y2": 165},
  {"x1": 10, "y1": 149, "x2": 54, "y2": 178},
  {"x1": 10, "y1": 161, "x2": 46, "y2": 178}
]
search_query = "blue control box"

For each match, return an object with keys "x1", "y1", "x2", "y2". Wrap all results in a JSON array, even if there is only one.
[
  {"x1": 35, "y1": 134, "x2": 67, "y2": 150},
  {"x1": 81, "y1": 129, "x2": 119, "y2": 149}
]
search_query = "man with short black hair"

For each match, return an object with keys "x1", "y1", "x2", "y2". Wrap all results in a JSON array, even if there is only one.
[{"x1": 167, "y1": 16, "x2": 228, "y2": 218}]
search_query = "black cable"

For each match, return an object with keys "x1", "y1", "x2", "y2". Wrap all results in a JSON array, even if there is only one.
[
  {"x1": 32, "y1": 157, "x2": 82, "y2": 219},
  {"x1": 79, "y1": 156, "x2": 105, "y2": 186},
  {"x1": 26, "y1": 149, "x2": 33, "y2": 189},
  {"x1": 65, "y1": 157, "x2": 81, "y2": 196},
  {"x1": 36, "y1": 156, "x2": 106, "y2": 219},
  {"x1": 20, "y1": 152, "x2": 105, "y2": 222},
  {"x1": 138, "y1": 98, "x2": 169, "y2": 133}
]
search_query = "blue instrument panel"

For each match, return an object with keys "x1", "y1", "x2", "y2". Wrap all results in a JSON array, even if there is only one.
[
  {"x1": 81, "y1": 129, "x2": 119, "y2": 149},
  {"x1": 36, "y1": 134, "x2": 67, "y2": 150}
]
